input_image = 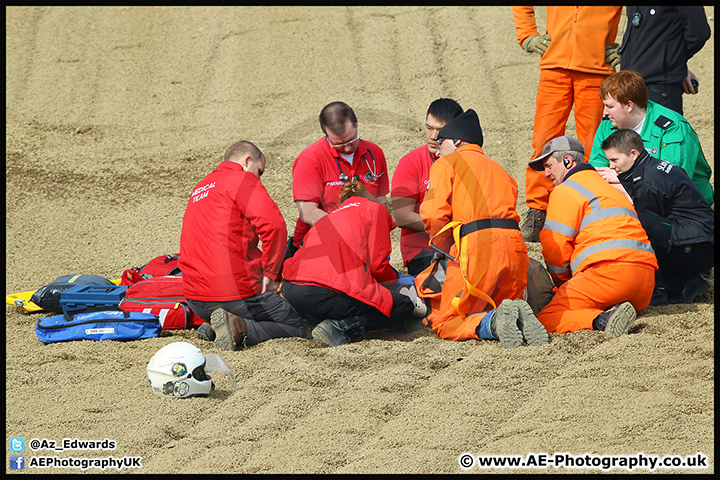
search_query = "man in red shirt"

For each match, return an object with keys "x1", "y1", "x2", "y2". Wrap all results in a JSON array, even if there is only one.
[
  {"x1": 179, "y1": 140, "x2": 307, "y2": 350},
  {"x1": 391, "y1": 98, "x2": 463, "y2": 276},
  {"x1": 289, "y1": 101, "x2": 389, "y2": 256}
]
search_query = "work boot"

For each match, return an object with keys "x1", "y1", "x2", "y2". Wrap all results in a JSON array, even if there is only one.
[
  {"x1": 210, "y1": 308, "x2": 248, "y2": 351},
  {"x1": 196, "y1": 321, "x2": 216, "y2": 342},
  {"x1": 592, "y1": 301, "x2": 636, "y2": 338},
  {"x1": 312, "y1": 317, "x2": 365, "y2": 347},
  {"x1": 668, "y1": 274, "x2": 711, "y2": 304},
  {"x1": 513, "y1": 299, "x2": 549, "y2": 346},
  {"x1": 520, "y1": 208, "x2": 546, "y2": 242},
  {"x1": 525, "y1": 257, "x2": 555, "y2": 314},
  {"x1": 491, "y1": 299, "x2": 523, "y2": 349}
]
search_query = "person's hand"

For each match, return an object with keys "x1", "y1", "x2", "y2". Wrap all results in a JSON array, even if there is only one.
[
  {"x1": 596, "y1": 166, "x2": 620, "y2": 184},
  {"x1": 605, "y1": 43, "x2": 620, "y2": 69},
  {"x1": 524, "y1": 34, "x2": 551, "y2": 56},
  {"x1": 262, "y1": 276, "x2": 283, "y2": 295},
  {"x1": 683, "y1": 70, "x2": 699, "y2": 94}
]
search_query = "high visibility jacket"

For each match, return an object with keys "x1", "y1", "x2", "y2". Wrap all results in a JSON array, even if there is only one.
[
  {"x1": 588, "y1": 100, "x2": 714, "y2": 206},
  {"x1": 513, "y1": 6, "x2": 622, "y2": 75},
  {"x1": 282, "y1": 196, "x2": 398, "y2": 317},
  {"x1": 540, "y1": 164, "x2": 658, "y2": 286},
  {"x1": 180, "y1": 161, "x2": 287, "y2": 302}
]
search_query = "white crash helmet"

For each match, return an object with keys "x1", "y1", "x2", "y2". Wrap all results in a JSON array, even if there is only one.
[{"x1": 147, "y1": 341, "x2": 236, "y2": 398}]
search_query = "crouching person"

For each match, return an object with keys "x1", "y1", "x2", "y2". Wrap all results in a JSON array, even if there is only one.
[
  {"x1": 529, "y1": 136, "x2": 658, "y2": 337},
  {"x1": 282, "y1": 180, "x2": 426, "y2": 347},
  {"x1": 179, "y1": 140, "x2": 307, "y2": 350}
]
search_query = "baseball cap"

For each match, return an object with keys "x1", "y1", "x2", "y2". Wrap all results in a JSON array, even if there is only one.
[
  {"x1": 528, "y1": 136, "x2": 585, "y2": 171},
  {"x1": 437, "y1": 109, "x2": 484, "y2": 147}
]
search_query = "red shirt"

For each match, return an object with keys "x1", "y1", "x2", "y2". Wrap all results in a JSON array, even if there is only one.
[
  {"x1": 179, "y1": 161, "x2": 287, "y2": 301},
  {"x1": 283, "y1": 196, "x2": 398, "y2": 317},
  {"x1": 291, "y1": 137, "x2": 389, "y2": 247},
  {"x1": 390, "y1": 145, "x2": 434, "y2": 266}
]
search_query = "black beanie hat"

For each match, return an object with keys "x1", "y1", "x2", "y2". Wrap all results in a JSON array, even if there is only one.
[{"x1": 437, "y1": 108, "x2": 483, "y2": 147}]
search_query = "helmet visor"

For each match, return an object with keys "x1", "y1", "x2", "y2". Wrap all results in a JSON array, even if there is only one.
[{"x1": 204, "y1": 353, "x2": 237, "y2": 392}]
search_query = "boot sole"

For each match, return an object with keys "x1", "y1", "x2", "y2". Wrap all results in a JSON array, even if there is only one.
[
  {"x1": 603, "y1": 302, "x2": 636, "y2": 338},
  {"x1": 514, "y1": 299, "x2": 549, "y2": 346},
  {"x1": 210, "y1": 308, "x2": 238, "y2": 351},
  {"x1": 496, "y1": 299, "x2": 522, "y2": 349}
]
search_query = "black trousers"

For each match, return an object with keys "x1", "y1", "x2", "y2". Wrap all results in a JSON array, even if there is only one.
[
  {"x1": 407, "y1": 249, "x2": 435, "y2": 277},
  {"x1": 187, "y1": 292, "x2": 307, "y2": 346},
  {"x1": 647, "y1": 82, "x2": 685, "y2": 116},
  {"x1": 638, "y1": 210, "x2": 715, "y2": 296},
  {"x1": 283, "y1": 281, "x2": 414, "y2": 330}
]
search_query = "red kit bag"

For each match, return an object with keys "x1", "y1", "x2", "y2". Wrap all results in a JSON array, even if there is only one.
[
  {"x1": 120, "y1": 254, "x2": 182, "y2": 286},
  {"x1": 119, "y1": 276, "x2": 202, "y2": 330}
]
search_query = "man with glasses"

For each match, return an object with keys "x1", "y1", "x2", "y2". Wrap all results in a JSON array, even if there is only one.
[{"x1": 288, "y1": 101, "x2": 389, "y2": 256}]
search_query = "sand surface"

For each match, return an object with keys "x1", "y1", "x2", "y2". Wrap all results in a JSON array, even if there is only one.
[{"x1": 6, "y1": 6, "x2": 714, "y2": 474}]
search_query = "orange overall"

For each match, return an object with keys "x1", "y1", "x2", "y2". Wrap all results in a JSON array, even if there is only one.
[
  {"x1": 416, "y1": 145, "x2": 528, "y2": 341},
  {"x1": 513, "y1": 6, "x2": 622, "y2": 210},
  {"x1": 537, "y1": 166, "x2": 658, "y2": 333}
]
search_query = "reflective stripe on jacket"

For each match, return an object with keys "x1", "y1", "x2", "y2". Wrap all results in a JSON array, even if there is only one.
[{"x1": 540, "y1": 165, "x2": 658, "y2": 285}]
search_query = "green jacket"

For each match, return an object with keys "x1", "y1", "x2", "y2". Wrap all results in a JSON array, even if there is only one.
[{"x1": 589, "y1": 101, "x2": 714, "y2": 206}]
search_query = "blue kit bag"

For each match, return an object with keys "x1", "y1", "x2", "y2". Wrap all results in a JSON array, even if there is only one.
[{"x1": 35, "y1": 310, "x2": 161, "y2": 344}]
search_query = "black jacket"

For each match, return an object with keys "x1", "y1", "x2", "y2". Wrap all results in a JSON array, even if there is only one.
[
  {"x1": 618, "y1": 150, "x2": 714, "y2": 247},
  {"x1": 619, "y1": 6, "x2": 711, "y2": 85}
]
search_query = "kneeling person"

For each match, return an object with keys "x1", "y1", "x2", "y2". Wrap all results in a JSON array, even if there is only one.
[
  {"x1": 530, "y1": 136, "x2": 658, "y2": 337},
  {"x1": 179, "y1": 140, "x2": 307, "y2": 350},
  {"x1": 283, "y1": 180, "x2": 425, "y2": 347},
  {"x1": 601, "y1": 129, "x2": 714, "y2": 305}
]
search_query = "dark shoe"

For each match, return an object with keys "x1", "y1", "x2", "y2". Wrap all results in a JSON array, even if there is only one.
[
  {"x1": 311, "y1": 319, "x2": 357, "y2": 347},
  {"x1": 525, "y1": 257, "x2": 555, "y2": 314},
  {"x1": 520, "y1": 208, "x2": 546, "y2": 242},
  {"x1": 668, "y1": 275, "x2": 711, "y2": 304},
  {"x1": 593, "y1": 301, "x2": 636, "y2": 338},
  {"x1": 492, "y1": 299, "x2": 523, "y2": 349},
  {"x1": 649, "y1": 286, "x2": 669, "y2": 306},
  {"x1": 210, "y1": 308, "x2": 248, "y2": 351},
  {"x1": 196, "y1": 321, "x2": 216, "y2": 342},
  {"x1": 513, "y1": 299, "x2": 549, "y2": 346}
]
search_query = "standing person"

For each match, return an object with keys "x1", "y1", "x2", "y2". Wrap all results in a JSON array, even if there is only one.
[
  {"x1": 391, "y1": 98, "x2": 463, "y2": 276},
  {"x1": 283, "y1": 180, "x2": 425, "y2": 347},
  {"x1": 179, "y1": 140, "x2": 307, "y2": 351},
  {"x1": 588, "y1": 70, "x2": 714, "y2": 207},
  {"x1": 512, "y1": 6, "x2": 623, "y2": 242},
  {"x1": 618, "y1": 5, "x2": 711, "y2": 116},
  {"x1": 416, "y1": 109, "x2": 548, "y2": 348},
  {"x1": 600, "y1": 129, "x2": 714, "y2": 305},
  {"x1": 288, "y1": 101, "x2": 389, "y2": 257},
  {"x1": 529, "y1": 136, "x2": 657, "y2": 337}
]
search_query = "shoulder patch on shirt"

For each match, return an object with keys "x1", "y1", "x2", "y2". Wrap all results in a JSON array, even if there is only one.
[
  {"x1": 656, "y1": 161, "x2": 674, "y2": 174},
  {"x1": 654, "y1": 115, "x2": 674, "y2": 129}
]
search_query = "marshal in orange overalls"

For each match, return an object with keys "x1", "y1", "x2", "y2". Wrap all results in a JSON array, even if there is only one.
[
  {"x1": 513, "y1": 6, "x2": 622, "y2": 211},
  {"x1": 537, "y1": 166, "x2": 657, "y2": 333},
  {"x1": 415, "y1": 145, "x2": 528, "y2": 341}
]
